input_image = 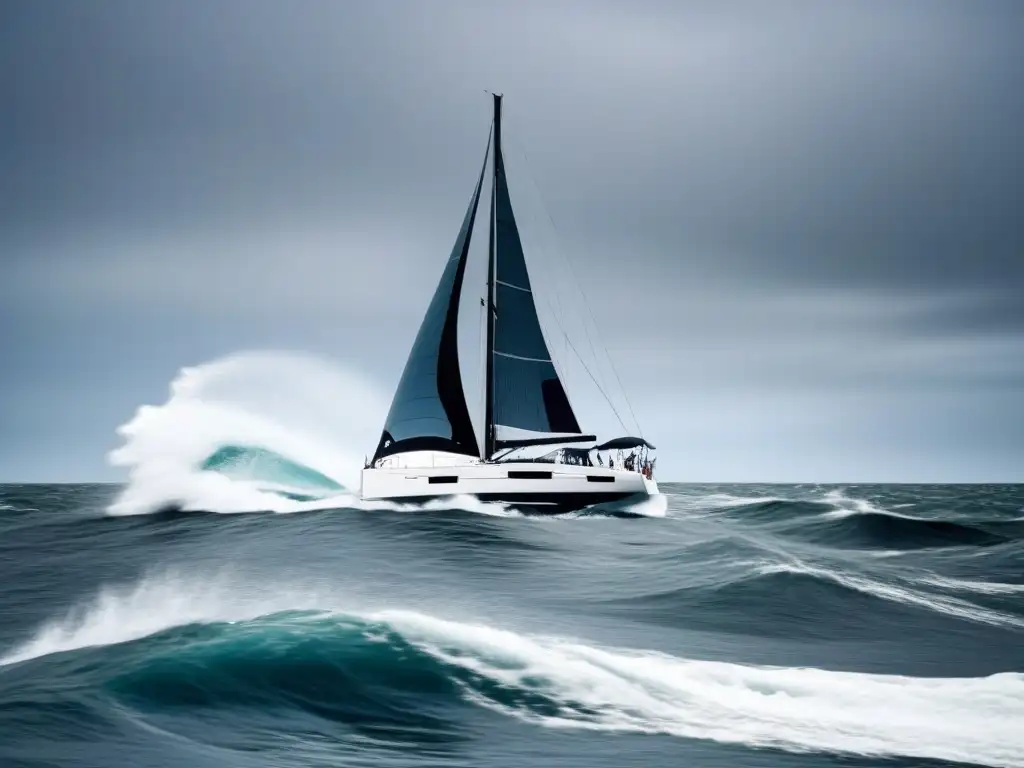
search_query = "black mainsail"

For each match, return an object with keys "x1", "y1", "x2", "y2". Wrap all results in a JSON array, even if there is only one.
[
  {"x1": 371, "y1": 135, "x2": 490, "y2": 463},
  {"x1": 483, "y1": 94, "x2": 590, "y2": 456}
]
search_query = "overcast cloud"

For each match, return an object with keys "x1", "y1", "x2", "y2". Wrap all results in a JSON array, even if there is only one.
[{"x1": 2, "y1": 0, "x2": 1022, "y2": 481}]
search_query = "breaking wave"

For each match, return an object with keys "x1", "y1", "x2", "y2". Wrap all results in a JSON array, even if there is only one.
[
  {"x1": 2, "y1": 573, "x2": 1022, "y2": 767},
  {"x1": 106, "y1": 351, "x2": 386, "y2": 516}
]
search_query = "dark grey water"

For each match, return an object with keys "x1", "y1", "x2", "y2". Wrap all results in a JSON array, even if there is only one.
[{"x1": 1, "y1": 483, "x2": 1022, "y2": 768}]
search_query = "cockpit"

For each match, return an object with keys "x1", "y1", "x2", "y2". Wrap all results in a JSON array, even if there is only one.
[{"x1": 492, "y1": 436, "x2": 657, "y2": 479}]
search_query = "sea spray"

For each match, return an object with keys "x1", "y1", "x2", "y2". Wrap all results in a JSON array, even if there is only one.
[{"x1": 106, "y1": 351, "x2": 388, "y2": 515}]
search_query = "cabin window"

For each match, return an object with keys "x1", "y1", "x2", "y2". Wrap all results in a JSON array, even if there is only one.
[
  {"x1": 587, "y1": 475, "x2": 615, "y2": 483},
  {"x1": 428, "y1": 475, "x2": 459, "y2": 484},
  {"x1": 508, "y1": 470, "x2": 552, "y2": 480}
]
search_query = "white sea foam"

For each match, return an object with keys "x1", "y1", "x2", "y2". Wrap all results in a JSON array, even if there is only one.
[
  {"x1": 3, "y1": 572, "x2": 1022, "y2": 767},
  {"x1": 393, "y1": 612, "x2": 1024, "y2": 767},
  {"x1": 105, "y1": 351, "x2": 517, "y2": 518},
  {"x1": 605, "y1": 492, "x2": 668, "y2": 518},
  {"x1": 820, "y1": 488, "x2": 896, "y2": 518}
]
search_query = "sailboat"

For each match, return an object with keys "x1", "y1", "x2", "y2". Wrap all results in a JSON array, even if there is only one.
[{"x1": 360, "y1": 94, "x2": 658, "y2": 513}]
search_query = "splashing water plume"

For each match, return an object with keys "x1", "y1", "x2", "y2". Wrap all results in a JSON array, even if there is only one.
[{"x1": 107, "y1": 351, "x2": 389, "y2": 516}]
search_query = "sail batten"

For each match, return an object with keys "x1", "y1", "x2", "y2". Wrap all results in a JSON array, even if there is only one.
[
  {"x1": 371, "y1": 136, "x2": 491, "y2": 463},
  {"x1": 496, "y1": 279, "x2": 531, "y2": 293},
  {"x1": 495, "y1": 351, "x2": 552, "y2": 363}
]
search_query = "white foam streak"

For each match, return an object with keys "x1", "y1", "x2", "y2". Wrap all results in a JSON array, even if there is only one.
[
  {"x1": 4, "y1": 573, "x2": 1022, "y2": 766},
  {"x1": 917, "y1": 573, "x2": 1024, "y2": 596},
  {"x1": 703, "y1": 493, "x2": 785, "y2": 508},
  {"x1": 757, "y1": 561, "x2": 1024, "y2": 630}
]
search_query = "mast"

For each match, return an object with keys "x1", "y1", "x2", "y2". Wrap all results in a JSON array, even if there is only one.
[{"x1": 484, "y1": 93, "x2": 501, "y2": 459}]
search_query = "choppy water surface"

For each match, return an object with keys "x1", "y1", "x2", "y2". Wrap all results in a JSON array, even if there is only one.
[{"x1": 1, "y1": 482, "x2": 1022, "y2": 768}]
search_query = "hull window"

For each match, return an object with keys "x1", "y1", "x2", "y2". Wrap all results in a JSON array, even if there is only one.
[
  {"x1": 428, "y1": 475, "x2": 459, "y2": 484},
  {"x1": 507, "y1": 470, "x2": 552, "y2": 480},
  {"x1": 586, "y1": 475, "x2": 615, "y2": 483}
]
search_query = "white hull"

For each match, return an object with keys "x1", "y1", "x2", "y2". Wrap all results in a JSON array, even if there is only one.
[{"x1": 360, "y1": 459, "x2": 658, "y2": 513}]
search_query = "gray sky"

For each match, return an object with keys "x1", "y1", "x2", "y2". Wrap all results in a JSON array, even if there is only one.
[{"x1": 2, "y1": 0, "x2": 1022, "y2": 482}]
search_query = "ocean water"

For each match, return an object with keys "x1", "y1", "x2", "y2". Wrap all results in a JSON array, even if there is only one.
[{"x1": 1, "y1": 354, "x2": 1022, "y2": 768}]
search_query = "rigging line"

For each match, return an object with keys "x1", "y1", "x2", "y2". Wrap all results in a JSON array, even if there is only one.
[
  {"x1": 499, "y1": 106, "x2": 625, "y2": 434},
  {"x1": 522, "y1": 150, "x2": 639, "y2": 439},
  {"x1": 505, "y1": 234, "x2": 628, "y2": 434},
  {"x1": 499, "y1": 149, "x2": 624, "y2": 432},
  {"x1": 505, "y1": 111, "x2": 624, "y2": 420},
  {"x1": 497, "y1": 142, "x2": 627, "y2": 433},
  {"x1": 563, "y1": 330, "x2": 629, "y2": 433},
  {"x1": 510, "y1": 125, "x2": 607, "y2": 398},
  {"x1": 501, "y1": 119, "x2": 600, "y2": 403},
  {"x1": 506, "y1": 112, "x2": 643, "y2": 437},
  {"x1": 502, "y1": 126, "x2": 571, "y2": 385},
  {"x1": 505, "y1": 118, "x2": 567, "y2": 333},
  {"x1": 504, "y1": 183, "x2": 624, "y2": 432},
  {"x1": 497, "y1": 118, "x2": 583, "y2": 411}
]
